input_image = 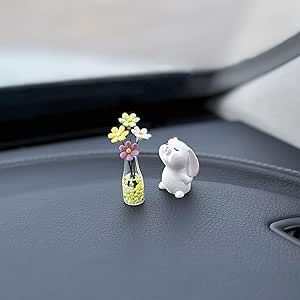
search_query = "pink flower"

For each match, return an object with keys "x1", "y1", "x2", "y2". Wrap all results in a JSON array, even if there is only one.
[{"x1": 119, "y1": 141, "x2": 139, "y2": 161}]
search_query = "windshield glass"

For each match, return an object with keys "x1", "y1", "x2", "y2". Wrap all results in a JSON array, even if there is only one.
[{"x1": 1, "y1": 1, "x2": 300, "y2": 87}]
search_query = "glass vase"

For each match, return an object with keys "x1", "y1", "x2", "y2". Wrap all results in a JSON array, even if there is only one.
[{"x1": 122, "y1": 157, "x2": 144, "y2": 206}]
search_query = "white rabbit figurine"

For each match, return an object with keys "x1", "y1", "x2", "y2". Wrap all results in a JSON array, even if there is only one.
[{"x1": 158, "y1": 137, "x2": 199, "y2": 198}]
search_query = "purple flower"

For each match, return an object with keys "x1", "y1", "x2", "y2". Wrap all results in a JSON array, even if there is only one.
[{"x1": 119, "y1": 141, "x2": 139, "y2": 161}]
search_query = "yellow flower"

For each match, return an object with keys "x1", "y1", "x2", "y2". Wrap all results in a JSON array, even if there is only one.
[
  {"x1": 118, "y1": 112, "x2": 140, "y2": 128},
  {"x1": 107, "y1": 125, "x2": 129, "y2": 143}
]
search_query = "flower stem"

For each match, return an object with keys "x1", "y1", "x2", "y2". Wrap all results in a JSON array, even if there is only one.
[
  {"x1": 132, "y1": 158, "x2": 136, "y2": 177},
  {"x1": 128, "y1": 161, "x2": 134, "y2": 178}
]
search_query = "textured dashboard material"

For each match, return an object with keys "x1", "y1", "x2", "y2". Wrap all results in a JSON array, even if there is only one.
[
  {"x1": 1, "y1": 120, "x2": 300, "y2": 171},
  {"x1": 0, "y1": 152, "x2": 300, "y2": 300}
]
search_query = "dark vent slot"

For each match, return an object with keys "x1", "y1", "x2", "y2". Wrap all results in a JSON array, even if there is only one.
[
  {"x1": 270, "y1": 218, "x2": 300, "y2": 247},
  {"x1": 284, "y1": 226, "x2": 300, "y2": 240}
]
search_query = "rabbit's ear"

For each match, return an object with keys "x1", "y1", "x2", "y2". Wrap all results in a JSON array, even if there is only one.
[{"x1": 187, "y1": 149, "x2": 199, "y2": 177}]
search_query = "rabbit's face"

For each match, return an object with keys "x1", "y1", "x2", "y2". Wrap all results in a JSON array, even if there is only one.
[{"x1": 159, "y1": 137, "x2": 189, "y2": 170}]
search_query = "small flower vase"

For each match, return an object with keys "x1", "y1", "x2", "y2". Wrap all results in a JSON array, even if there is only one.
[{"x1": 122, "y1": 157, "x2": 144, "y2": 206}]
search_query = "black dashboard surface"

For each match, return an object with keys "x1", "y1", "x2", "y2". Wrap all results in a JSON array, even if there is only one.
[
  {"x1": 1, "y1": 120, "x2": 300, "y2": 300},
  {"x1": 1, "y1": 120, "x2": 300, "y2": 171}
]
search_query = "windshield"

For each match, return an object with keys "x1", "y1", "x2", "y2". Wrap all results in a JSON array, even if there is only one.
[{"x1": 1, "y1": 1, "x2": 300, "y2": 87}]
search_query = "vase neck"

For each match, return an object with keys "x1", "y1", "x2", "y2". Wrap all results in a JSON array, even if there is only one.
[{"x1": 123, "y1": 157, "x2": 141, "y2": 178}]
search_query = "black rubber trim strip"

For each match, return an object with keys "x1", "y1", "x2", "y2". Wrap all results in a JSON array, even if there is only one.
[{"x1": 0, "y1": 32, "x2": 300, "y2": 122}]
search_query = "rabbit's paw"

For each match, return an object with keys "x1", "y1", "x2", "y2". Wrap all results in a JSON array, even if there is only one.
[
  {"x1": 175, "y1": 191, "x2": 185, "y2": 198},
  {"x1": 182, "y1": 175, "x2": 193, "y2": 185},
  {"x1": 159, "y1": 182, "x2": 166, "y2": 190}
]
